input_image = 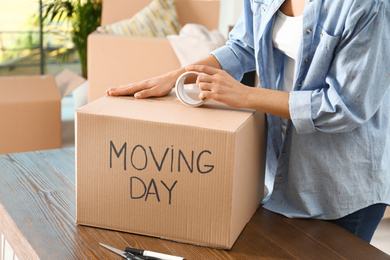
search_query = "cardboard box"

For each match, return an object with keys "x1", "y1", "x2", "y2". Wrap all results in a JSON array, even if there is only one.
[
  {"x1": 384, "y1": 207, "x2": 390, "y2": 219},
  {"x1": 0, "y1": 75, "x2": 61, "y2": 154},
  {"x1": 101, "y1": 0, "x2": 221, "y2": 31},
  {"x1": 75, "y1": 95, "x2": 267, "y2": 248},
  {"x1": 0, "y1": 70, "x2": 85, "y2": 155},
  {"x1": 88, "y1": 0, "x2": 220, "y2": 102}
]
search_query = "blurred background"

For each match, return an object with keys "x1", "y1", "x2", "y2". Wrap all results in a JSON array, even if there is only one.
[{"x1": 0, "y1": 0, "x2": 81, "y2": 77}]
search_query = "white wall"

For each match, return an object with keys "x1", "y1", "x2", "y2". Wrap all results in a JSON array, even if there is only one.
[{"x1": 218, "y1": 0, "x2": 243, "y2": 37}]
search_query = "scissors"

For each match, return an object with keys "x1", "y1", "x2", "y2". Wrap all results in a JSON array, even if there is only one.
[{"x1": 100, "y1": 243, "x2": 161, "y2": 260}]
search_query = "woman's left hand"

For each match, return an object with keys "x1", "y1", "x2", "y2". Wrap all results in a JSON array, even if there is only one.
[{"x1": 185, "y1": 65, "x2": 249, "y2": 108}]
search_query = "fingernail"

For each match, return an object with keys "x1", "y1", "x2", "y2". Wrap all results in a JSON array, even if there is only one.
[{"x1": 134, "y1": 93, "x2": 140, "y2": 98}]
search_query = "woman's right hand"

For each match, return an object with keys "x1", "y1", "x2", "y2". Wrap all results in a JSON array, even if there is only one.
[{"x1": 106, "y1": 70, "x2": 181, "y2": 99}]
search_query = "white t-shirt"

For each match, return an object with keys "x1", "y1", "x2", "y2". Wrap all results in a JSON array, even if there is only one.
[{"x1": 272, "y1": 10, "x2": 303, "y2": 134}]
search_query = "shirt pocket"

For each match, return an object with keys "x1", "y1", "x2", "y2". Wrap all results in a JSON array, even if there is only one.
[
  {"x1": 308, "y1": 25, "x2": 342, "y2": 79},
  {"x1": 313, "y1": 25, "x2": 341, "y2": 52}
]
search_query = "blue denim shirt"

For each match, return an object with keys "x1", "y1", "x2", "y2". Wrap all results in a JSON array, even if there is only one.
[{"x1": 212, "y1": 0, "x2": 390, "y2": 219}]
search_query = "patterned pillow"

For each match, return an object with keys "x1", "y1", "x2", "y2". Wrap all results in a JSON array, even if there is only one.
[{"x1": 102, "y1": 0, "x2": 182, "y2": 37}]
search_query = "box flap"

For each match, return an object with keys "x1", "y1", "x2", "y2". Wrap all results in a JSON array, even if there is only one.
[
  {"x1": 55, "y1": 69, "x2": 86, "y2": 98},
  {"x1": 77, "y1": 94, "x2": 255, "y2": 132},
  {"x1": 0, "y1": 75, "x2": 60, "y2": 104}
]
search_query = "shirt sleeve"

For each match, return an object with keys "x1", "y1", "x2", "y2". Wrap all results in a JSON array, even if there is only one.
[
  {"x1": 211, "y1": 2, "x2": 257, "y2": 81},
  {"x1": 290, "y1": 1, "x2": 390, "y2": 134}
]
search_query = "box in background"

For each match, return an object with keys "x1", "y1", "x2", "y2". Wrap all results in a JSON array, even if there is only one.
[
  {"x1": 0, "y1": 70, "x2": 85, "y2": 155},
  {"x1": 87, "y1": 0, "x2": 220, "y2": 102},
  {"x1": 101, "y1": 0, "x2": 220, "y2": 30},
  {"x1": 384, "y1": 207, "x2": 390, "y2": 219},
  {"x1": 75, "y1": 95, "x2": 267, "y2": 249},
  {"x1": 0, "y1": 75, "x2": 61, "y2": 154}
]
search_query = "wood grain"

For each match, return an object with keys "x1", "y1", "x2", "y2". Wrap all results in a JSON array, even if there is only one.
[{"x1": 0, "y1": 148, "x2": 389, "y2": 260}]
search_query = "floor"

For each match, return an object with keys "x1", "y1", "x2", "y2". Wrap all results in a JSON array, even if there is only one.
[{"x1": 61, "y1": 96, "x2": 390, "y2": 256}]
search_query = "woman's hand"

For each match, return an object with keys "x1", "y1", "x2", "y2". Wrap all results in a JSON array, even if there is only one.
[
  {"x1": 187, "y1": 64, "x2": 291, "y2": 119},
  {"x1": 106, "y1": 70, "x2": 180, "y2": 98},
  {"x1": 186, "y1": 65, "x2": 249, "y2": 108},
  {"x1": 106, "y1": 55, "x2": 223, "y2": 99}
]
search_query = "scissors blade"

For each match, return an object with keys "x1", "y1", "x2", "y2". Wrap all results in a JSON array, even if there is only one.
[{"x1": 100, "y1": 243, "x2": 126, "y2": 257}]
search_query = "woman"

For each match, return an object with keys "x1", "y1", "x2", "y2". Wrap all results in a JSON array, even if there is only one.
[{"x1": 107, "y1": 0, "x2": 390, "y2": 243}]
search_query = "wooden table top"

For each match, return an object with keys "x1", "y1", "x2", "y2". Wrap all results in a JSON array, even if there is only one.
[{"x1": 0, "y1": 148, "x2": 389, "y2": 260}]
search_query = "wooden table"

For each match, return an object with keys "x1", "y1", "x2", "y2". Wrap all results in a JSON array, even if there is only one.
[{"x1": 0, "y1": 148, "x2": 389, "y2": 260}]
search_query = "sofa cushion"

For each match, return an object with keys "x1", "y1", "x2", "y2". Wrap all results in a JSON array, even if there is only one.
[{"x1": 102, "y1": 0, "x2": 182, "y2": 37}]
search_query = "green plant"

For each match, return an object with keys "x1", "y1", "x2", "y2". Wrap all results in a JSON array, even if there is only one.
[{"x1": 42, "y1": 0, "x2": 101, "y2": 78}]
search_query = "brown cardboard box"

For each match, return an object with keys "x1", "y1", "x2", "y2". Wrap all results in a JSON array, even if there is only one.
[
  {"x1": 0, "y1": 70, "x2": 85, "y2": 155},
  {"x1": 384, "y1": 207, "x2": 390, "y2": 219},
  {"x1": 75, "y1": 95, "x2": 267, "y2": 248},
  {"x1": 0, "y1": 75, "x2": 61, "y2": 154},
  {"x1": 87, "y1": 0, "x2": 220, "y2": 102},
  {"x1": 101, "y1": 0, "x2": 221, "y2": 30}
]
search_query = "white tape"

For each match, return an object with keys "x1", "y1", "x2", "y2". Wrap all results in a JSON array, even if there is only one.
[{"x1": 175, "y1": 71, "x2": 207, "y2": 107}]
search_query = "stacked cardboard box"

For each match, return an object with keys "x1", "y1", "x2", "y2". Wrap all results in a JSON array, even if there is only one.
[
  {"x1": 385, "y1": 208, "x2": 390, "y2": 219},
  {"x1": 87, "y1": 0, "x2": 221, "y2": 102}
]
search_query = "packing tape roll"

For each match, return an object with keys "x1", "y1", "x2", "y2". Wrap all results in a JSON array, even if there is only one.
[{"x1": 175, "y1": 71, "x2": 207, "y2": 107}]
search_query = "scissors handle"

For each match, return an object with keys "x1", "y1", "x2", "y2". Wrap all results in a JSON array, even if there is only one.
[{"x1": 124, "y1": 252, "x2": 161, "y2": 260}]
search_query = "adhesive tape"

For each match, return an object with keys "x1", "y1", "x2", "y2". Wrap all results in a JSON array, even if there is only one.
[{"x1": 175, "y1": 71, "x2": 207, "y2": 107}]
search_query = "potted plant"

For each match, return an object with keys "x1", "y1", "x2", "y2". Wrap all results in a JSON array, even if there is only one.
[{"x1": 42, "y1": 0, "x2": 102, "y2": 78}]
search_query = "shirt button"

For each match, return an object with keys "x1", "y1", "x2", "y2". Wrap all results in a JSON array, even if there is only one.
[
  {"x1": 298, "y1": 83, "x2": 302, "y2": 87},
  {"x1": 306, "y1": 29, "x2": 312, "y2": 34},
  {"x1": 282, "y1": 152, "x2": 285, "y2": 156},
  {"x1": 278, "y1": 176, "x2": 283, "y2": 180},
  {"x1": 305, "y1": 58, "x2": 309, "y2": 63}
]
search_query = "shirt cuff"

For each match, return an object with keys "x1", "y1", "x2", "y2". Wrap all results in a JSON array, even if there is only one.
[
  {"x1": 211, "y1": 46, "x2": 245, "y2": 81},
  {"x1": 289, "y1": 91, "x2": 316, "y2": 134}
]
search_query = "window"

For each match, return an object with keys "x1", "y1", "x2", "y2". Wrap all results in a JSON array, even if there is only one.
[{"x1": 0, "y1": 0, "x2": 80, "y2": 76}]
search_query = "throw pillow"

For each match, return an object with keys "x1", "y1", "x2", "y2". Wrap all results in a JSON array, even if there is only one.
[{"x1": 102, "y1": 0, "x2": 182, "y2": 37}]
